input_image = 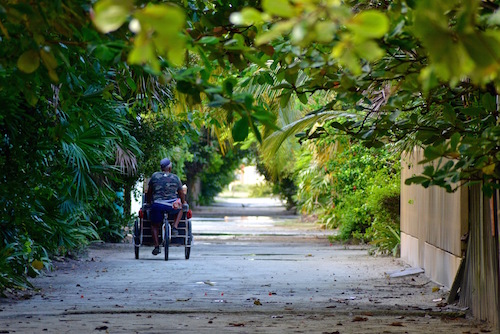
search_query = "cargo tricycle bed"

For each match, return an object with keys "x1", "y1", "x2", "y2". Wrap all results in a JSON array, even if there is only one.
[{"x1": 133, "y1": 203, "x2": 192, "y2": 260}]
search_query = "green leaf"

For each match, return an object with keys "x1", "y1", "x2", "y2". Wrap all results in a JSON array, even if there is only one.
[
  {"x1": 230, "y1": 7, "x2": 265, "y2": 26},
  {"x1": 252, "y1": 109, "x2": 276, "y2": 122},
  {"x1": 92, "y1": 0, "x2": 133, "y2": 33},
  {"x1": 167, "y1": 47, "x2": 185, "y2": 67},
  {"x1": 450, "y1": 132, "x2": 461, "y2": 151},
  {"x1": 262, "y1": 0, "x2": 294, "y2": 18},
  {"x1": 126, "y1": 78, "x2": 137, "y2": 91},
  {"x1": 419, "y1": 66, "x2": 439, "y2": 93},
  {"x1": 280, "y1": 91, "x2": 291, "y2": 108},
  {"x1": 136, "y1": 4, "x2": 185, "y2": 35},
  {"x1": 422, "y1": 165, "x2": 435, "y2": 176},
  {"x1": 93, "y1": 44, "x2": 117, "y2": 62},
  {"x1": 284, "y1": 69, "x2": 298, "y2": 85},
  {"x1": 298, "y1": 93, "x2": 308, "y2": 104},
  {"x1": 232, "y1": 34, "x2": 245, "y2": 47},
  {"x1": 423, "y1": 145, "x2": 444, "y2": 160},
  {"x1": 223, "y1": 78, "x2": 236, "y2": 96},
  {"x1": 361, "y1": 129, "x2": 374, "y2": 140},
  {"x1": 314, "y1": 21, "x2": 335, "y2": 43},
  {"x1": 17, "y1": 50, "x2": 40, "y2": 73},
  {"x1": 253, "y1": 125, "x2": 263, "y2": 143},
  {"x1": 244, "y1": 94, "x2": 254, "y2": 110},
  {"x1": 199, "y1": 36, "x2": 219, "y2": 45},
  {"x1": 482, "y1": 163, "x2": 496, "y2": 175},
  {"x1": 354, "y1": 40, "x2": 384, "y2": 61},
  {"x1": 232, "y1": 117, "x2": 249, "y2": 142},
  {"x1": 40, "y1": 48, "x2": 58, "y2": 70},
  {"x1": 130, "y1": 4, "x2": 186, "y2": 67},
  {"x1": 243, "y1": 52, "x2": 267, "y2": 67},
  {"x1": 207, "y1": 95, "x2": 229, "y2": 107},
  {"x1": 442, "y1": 104, "x2": 456, "y2": 123},
  {"x1": 461, "y1": 107, "x2": 483, "y2": 116},
  {"x1": 255, "y1": 21, "x2": 294, "y2": 45},
  {"x1": 128, "y1": 36, "x2": 158, "y2": 72},
  {"x1": 405, "y1": 176, "x2": 429, "y2": 185},
  {"x1": 272, "y1": 83, "x2": 293, "y2": 90},
  {"x1": 24, "y1": 89, "x2": 39, "y2": 106},
  {"x1": 481, "y1": 93, "x2": 497, "y2": 112},
  {"x1": 348, "y1": 10, "x2": 389, "y2": 39}
]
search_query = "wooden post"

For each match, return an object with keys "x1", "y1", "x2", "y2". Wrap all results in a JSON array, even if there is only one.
[{"x1": 493, "y1": 187, "x2": 500, "y2": 333}]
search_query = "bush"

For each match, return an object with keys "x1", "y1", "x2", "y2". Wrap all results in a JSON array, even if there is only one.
[
  {"x1": 364, "y1": 173, "x2": 401, "y2": 256},
  {"x1": 295, "y1": 140, "x2": 401, "y2": 255},
  {"x1": 248, "y1": 182, "x2": 274, "y2": 198}
]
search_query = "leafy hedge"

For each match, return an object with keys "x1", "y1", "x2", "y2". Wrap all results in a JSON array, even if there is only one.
[{"x1": 295, "y1": 140, "x2": 401, "y2": 255}]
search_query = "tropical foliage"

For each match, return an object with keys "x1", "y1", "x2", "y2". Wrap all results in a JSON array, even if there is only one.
[
  {"x1": 89, "y1": 0, "x2": 500, "y2": 195},
  {"x1": 0, "y1": 0, "x2": 144, "y2": 291},
  {"x1": 3, "y1": 3, "x2": 500, "y2": 327},
  {"x1": 293, "y1": 134, "x2": 400, "y2": 253}
]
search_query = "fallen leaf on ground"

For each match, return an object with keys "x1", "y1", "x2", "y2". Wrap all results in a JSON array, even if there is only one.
[
  {"x1": 229, "y1": 323, "x2": 245, "y2": 327},
  {"x1": 390, "y1": 322, "x2": 404, "y2": 326}
]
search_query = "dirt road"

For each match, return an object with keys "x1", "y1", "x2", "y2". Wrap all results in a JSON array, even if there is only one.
[{"x1": 0, "y1": 199, "x2": 496, "y2": 333}]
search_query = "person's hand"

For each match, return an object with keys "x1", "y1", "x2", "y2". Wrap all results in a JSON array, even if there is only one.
[{"x1": 173, "y1": 198, "x2": 182, "y2": 209}]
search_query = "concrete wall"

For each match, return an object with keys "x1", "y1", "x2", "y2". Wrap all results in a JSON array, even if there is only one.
[{"x1": 400, "y1": 148, "x2": 468, "y2": 288}]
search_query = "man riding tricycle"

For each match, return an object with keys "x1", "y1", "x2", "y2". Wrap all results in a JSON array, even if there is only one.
[{"x1": 133, "y1": 158, "x2": 193, "y2": 260}]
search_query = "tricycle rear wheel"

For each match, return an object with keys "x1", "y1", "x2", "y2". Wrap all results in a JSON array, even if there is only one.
[
  {"x1": 164, "y1": 224, "x2": 169, "y2": 261},
  {"x1": 185, "y1": 220, "x2": 191, "y2": 260},
  {"x1": 133, "y1": 218, "x2": 140, "y2": 259}
]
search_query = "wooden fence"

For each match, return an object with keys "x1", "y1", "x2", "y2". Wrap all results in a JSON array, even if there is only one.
[{"x1": 401, "y1": 148, "x2": 499, "y2": 326}]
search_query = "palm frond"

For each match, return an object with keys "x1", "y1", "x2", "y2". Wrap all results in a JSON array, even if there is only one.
[
  {"x1": 261, "y1": 111, "x2": 338, "y2": 162},
  {"x1": 115, "y1": 145, "x2": 138, "y2": 176}
]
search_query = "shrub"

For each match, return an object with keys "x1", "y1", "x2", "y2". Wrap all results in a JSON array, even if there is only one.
[
  {"x1": 248, "y1": 182, "x2": 274, "y2": 197},
  {"x1": 295, "y1": 140, "x2": 401, "y2": 255}
]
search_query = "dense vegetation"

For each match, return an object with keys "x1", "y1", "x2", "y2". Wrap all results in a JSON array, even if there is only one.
[
  {"x1": 0, "y1": 0, "x2": 245, "y2": 292},
  {"x1": 294, "y1": 138, "x2": 400, "y2": 254}
]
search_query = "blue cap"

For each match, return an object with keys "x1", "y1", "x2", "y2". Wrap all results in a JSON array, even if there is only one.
[{"x1": 160, "y1": 158, "x2": 171, "y2": 168}]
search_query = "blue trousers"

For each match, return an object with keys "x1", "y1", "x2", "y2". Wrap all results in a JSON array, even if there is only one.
[{"x1": 150, "y1": 202, "x2": 181, "y2": 224}]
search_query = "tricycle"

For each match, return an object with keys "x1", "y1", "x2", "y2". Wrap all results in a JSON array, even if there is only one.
[{"x1": 133, "y1": 202, "x2": 192, "y2": 260}]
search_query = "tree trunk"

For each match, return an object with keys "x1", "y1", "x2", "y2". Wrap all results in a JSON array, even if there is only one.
[
  {"x1": 186, "y1": 176, "x2": 201, "y2": 208},
  {"x1": 123, "y1": 182, "x2": 132, "y2": 218}
]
